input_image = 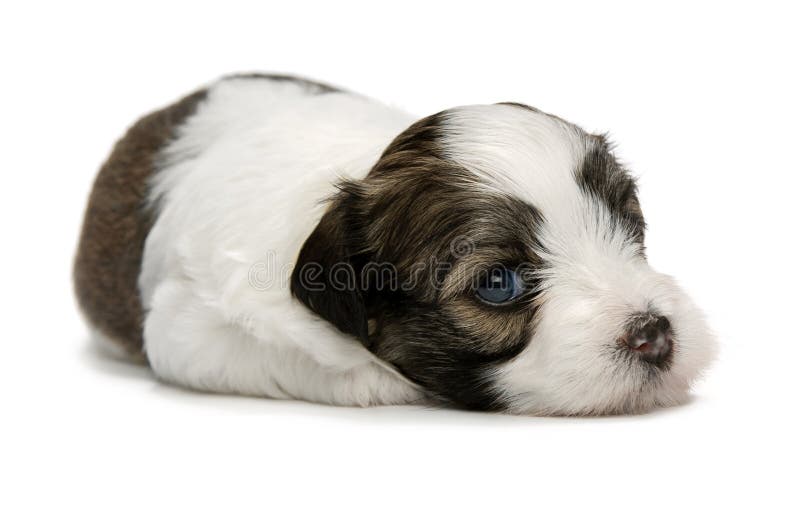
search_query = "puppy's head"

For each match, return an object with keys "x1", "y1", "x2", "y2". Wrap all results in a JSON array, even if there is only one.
[{"x1": 291, "y1": 103, "x2": 716, "y2": 415}]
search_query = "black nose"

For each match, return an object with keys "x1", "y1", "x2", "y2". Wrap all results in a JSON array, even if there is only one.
[{"x1": 623, "y1": 315, "x2": 673, "y2": 366}]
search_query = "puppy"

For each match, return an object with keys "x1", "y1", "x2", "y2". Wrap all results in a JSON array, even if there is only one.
[{"x1": 74, "y1": 74, "x2": 715, "y2": 415}]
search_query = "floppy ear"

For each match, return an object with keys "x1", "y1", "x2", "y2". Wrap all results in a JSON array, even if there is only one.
[{"x1": 290, "y1": 182, "x2": 371, "y2": 346}]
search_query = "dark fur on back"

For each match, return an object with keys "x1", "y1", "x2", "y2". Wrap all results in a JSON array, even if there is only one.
[
  {"x1": 224, "y1": 72, "x2": 342, "y2": 94},
  {"x1": 75, "y1": 74, "x2": 340, "y2": 356},
  {"x1": 74, "y1": 89, "x2": 208, "y2": 354}
]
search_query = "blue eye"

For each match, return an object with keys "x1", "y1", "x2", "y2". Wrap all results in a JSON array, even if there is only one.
[{"x1": 475, "y1": 268, "x2": 525, "y2": 304}]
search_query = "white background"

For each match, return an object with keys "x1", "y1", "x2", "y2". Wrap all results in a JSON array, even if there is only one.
[{"x1": 2, "y1": 1, "x2": 798, "y2": 522}]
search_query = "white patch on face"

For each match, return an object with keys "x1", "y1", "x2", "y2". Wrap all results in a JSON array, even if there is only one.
[{"x1": 441, "y1": 104, "x2": 716, "y2": 415}]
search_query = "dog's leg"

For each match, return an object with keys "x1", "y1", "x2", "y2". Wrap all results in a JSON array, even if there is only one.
[
  {"x1": 143, "y1": 279, "x2": 422, "y2": 406},
  {"x1": 143, "y1": 279, "x2": 293, "y2": 399}
]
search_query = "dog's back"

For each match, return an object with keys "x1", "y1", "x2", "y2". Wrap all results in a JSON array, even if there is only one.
[
  {"x1": 73, "y1": 74, "x2": 416, "y2": 402},
  {"x1": 74, "y1": 74, "x2": 350, "y2": 358}
]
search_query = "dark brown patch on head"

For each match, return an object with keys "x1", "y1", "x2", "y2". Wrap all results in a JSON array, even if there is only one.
[
  {"x1": 577, "y1": 138, "x2": 646, "y2": 246},
  {"x1": 499, "y1": 102, "x2": 645, "y2": 245},
  {"x1": 74, "y1": 89, "x2": 207, "y2": 356},
  {"x1": 291, "y1": 112, "x2": 544, "y2": 410}
]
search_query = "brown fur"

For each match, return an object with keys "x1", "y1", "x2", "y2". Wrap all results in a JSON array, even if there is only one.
[
  {"x1": 291, "y1": 111, "x2": 545, "y2": 409},
  {"x1": 73, "y1": 89, "x2": 207, "y2": 355}
]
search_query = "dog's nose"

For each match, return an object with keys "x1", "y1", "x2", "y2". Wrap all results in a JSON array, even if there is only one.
[{"x1": 623, "y1": 315, "x2": 673, "y2": 365}]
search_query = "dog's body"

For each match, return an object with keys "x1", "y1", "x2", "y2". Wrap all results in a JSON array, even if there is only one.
[{"x1": 75, "y1": 74, "x2": 715, "y2": 415}]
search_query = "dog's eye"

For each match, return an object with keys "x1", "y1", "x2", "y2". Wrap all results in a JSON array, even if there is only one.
[{"x1": 475, "y1": 267, "x2": 524, "y2": 304}]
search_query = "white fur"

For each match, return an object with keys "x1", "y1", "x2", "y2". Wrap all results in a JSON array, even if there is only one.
[
  {"x1": 137, "y1": 78, "x2": 715, "y2": 413},
  {"x1": 441, "y1": 105, "x2": 717, "y2": 415},
  {"x1": 140, "y1": 78, "x2": 421, "y2": 406}
]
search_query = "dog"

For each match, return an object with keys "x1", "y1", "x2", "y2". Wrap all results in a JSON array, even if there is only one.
[{"x1": 74, "y1": 73, "x2": 716, "y2": 415}]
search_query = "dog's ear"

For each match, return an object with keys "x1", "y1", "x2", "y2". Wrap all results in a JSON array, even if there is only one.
[{"x1": 290, "y1": 181, "x2": 372, "y2": 346}]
